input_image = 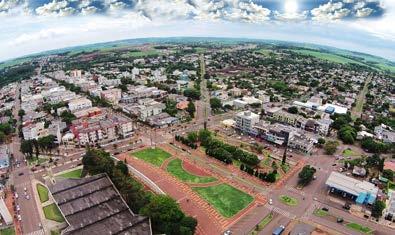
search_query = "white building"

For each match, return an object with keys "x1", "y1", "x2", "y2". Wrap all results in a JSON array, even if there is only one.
[
  {"x1": 235, "y1": 111, "x2": 259, "y2": 135},
  {"x1": 68, "y1": 98, "x2": 93, "y2": 112}
]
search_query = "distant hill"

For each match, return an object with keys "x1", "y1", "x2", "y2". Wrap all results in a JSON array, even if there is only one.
[{"x1": 1, "y1": 37, "x2": 394, "y2": 74}]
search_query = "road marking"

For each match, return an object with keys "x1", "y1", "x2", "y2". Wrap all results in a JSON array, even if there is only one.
[{"x1": 264, "y1": 204, "x2": 296, "y2": 219}]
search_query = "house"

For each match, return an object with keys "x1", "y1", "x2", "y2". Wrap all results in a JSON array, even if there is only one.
[
  {"x1": 68, "y1": 98, "x2": 93, "y2": 112},
  {"x1": 374, "y1": 124, "x2": 395, "y2": 143},
  {"x1": 0, "y1": 145, "x2": 10, "y2": 171},
  {"x1": 146, "y1": 113, "x2": 179, "y2": 128},
  {"x1": 233, "y1": 99, "x2": 248, "y2": 109},
  {"x1": 287, "y1": 132, "x2": 314, "y2": 154},
  {"x1": 176, "y1": 101, "x2": 189, "y2": 110}
]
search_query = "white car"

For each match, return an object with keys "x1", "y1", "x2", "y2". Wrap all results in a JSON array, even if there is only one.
[
  {"x1": 16, "y1": 205, "x2": 20, "y2": 211},
  {"x1": 17, "y1": 215, "x2": 22, "y2": 221},
  {"x1": 269, "y1": 198, "x2": 273, "y2": 205},
  {"x1": 15, "y1": 193, "x2": 18, "y2": 199}
]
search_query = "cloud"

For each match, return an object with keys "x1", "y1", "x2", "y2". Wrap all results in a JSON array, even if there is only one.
[
  {"x1": 35, "y1": 0, "x2": 75, "y2": 16},
  {"x1": 273, "y1": 10, "x2": 308, "y2": 22},
  {"x1": 0, "y1": 0, "x2": 22, "y2": 15},
  {"x1": 356, "y1": 7, "x2": 374, "y2": 17},
  {"x1": 311, "y1": 2, "x2": 350, "y2": 21}
]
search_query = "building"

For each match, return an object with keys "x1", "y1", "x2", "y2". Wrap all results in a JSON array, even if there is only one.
[
  {"x1": 0, "y1": 198, "x2": 12, "y2": 225},
  {"x1": 68, "y1": 98, "x2": 92, "y2": 112},
  {"x1": 22, "y1": 122, "x2": 48, "y2": 140},
  {"x1": 101, "y1": 88, "x2": 122, "y2": 105},
  {"x1": 384, "y1": 191, "x2": 395, "y2": 221},
  {"x1": 287, "y1": 132, "x2": 314, "y2": 154},
  {"x1": 122, "y1": 100, "x2": 165, "y2": 121},
  {"x1": 374, "y1": 124, "x2": 395, "y2": 143},
  {"x1": 326, "y1": 172, "x2": 378, "y2": 205},
  {"x1": 70, "y1": 69, "x2": 82, "y2": 78},
  {"x1": 235, "y1": 111, "x2": 259, "y2": 135},
  {"x1": 0, "y1": 145, "x2": 9, "y2": 172},
  {"x1": 49, "y1": 174, "x2": 152, "y2": 235}
]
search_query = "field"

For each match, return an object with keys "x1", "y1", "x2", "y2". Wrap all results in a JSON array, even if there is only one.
[
  {"x1": 342, "y1": 149, "x2": 357, "y2": 157},
  {"x1": 37, "y1": 184, "x2": 49, "y2": 203},
  {"x1": 0, "y1": 227, "x2": 15, "y2": 235},
  {"x1": 122, "y1": 49, "x2": 159, "y2": 58},
  {"x1": 59, "y1": 169, "x2": 82, "y2": 179},
  {"x1": 166, "y1": 159, "x2": 217, "y2": 183},
  {"x1": 133, "y1": 147, "x2": 172, "y2": 167},
  {"x1": 43, "y1": 204, "x2": 65, "y2": 223},
  {"x1": 346, "y1": 223, "x2": 373, "y2": 234},
  {"x1": 292, "y1": 49, "x2": 367, "y2": 66},
  {"x1": 193, "y1": 183, "x2": 253, "y2": 218},
  {"x1": 279, "y1": 195, "x2": 298, "y2": 206}
]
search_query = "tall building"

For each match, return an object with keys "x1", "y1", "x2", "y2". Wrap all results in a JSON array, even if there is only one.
[{"x1": 235, "y1": 111, "x2": 259, "y2": 135}]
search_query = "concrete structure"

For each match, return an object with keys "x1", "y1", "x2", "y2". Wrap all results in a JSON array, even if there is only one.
[
  {"x1": 374, "y1": 124, "x2": 395, "y2": 143},
  {"x1": 0, "y1": 198, "x2": 12, "y2": 225},
  {"x1": 326, "y1": 172, "x2": 378, "y2": 205},
  {"x1": 68, "y1": 98, "x2": 93, "y2": 112},
  {"x1": 49, "y1": 174, "x2": 152, "y2": 235},
  {"x1": 0, "y1": 145, "x2": 9, "y2": 171},
  {"x1": 100, "y1": 88, "x2": 122, "y2": 105},
  {"x1": 235, "y1": 111, "x2": 259, "y2": 135}
]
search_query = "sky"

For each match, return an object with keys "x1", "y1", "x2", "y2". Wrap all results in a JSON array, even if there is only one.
[{"x1": 0, "y1": 0, "x2": 394, "y2": 62}]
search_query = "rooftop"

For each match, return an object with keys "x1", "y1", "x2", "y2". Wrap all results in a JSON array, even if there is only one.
[
  {"x1": 326, "y1": 171, "x2": 378, "y2": 197},
  {"x1": 49, "y1": 174, "x2": 151, "y2": 235}
]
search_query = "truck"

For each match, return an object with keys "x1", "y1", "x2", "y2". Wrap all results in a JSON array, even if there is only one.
[{"x1": 272, "y1": 225, "x2": 285, "y2": 235}]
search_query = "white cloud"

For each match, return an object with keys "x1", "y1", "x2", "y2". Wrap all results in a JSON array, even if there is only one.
[
  {"x1": 35, "y1": 0, "x2": 71, "y2": 16},
  {"x1": 354, "y1": 1, "x2": 366, "y2": 10},
  {"x1": 311, "y1": 2, "x2": 350, "y2": 21},
  {"x1": 273, "y1": 10, "x2": 308, "y2": 22},
  {"x1": 81, "y1": 6, "x2": 98, "y2": 15},
  {"x1": 356, "y1": 7, "x2": 374, "y2": 17}
]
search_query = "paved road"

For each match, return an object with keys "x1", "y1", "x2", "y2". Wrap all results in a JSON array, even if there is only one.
[{"x1": 10, "y1": 84, "x2": 43, "y2": 234}]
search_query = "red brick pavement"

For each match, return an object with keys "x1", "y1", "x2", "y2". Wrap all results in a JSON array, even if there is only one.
[
  {"x1": 274, "y1": 159, "x2": 307, "y2": 189},
  {"x1": 4, "y1": 189, "x2": 22, "y2": 235},
  {"x1": 122, "y1": 147, "x2": 268, "y2": 235}
]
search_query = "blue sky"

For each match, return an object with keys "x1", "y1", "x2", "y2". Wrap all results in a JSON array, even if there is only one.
[{"x1": 0, "y1": 0, "x2": 394, "y2": 61}]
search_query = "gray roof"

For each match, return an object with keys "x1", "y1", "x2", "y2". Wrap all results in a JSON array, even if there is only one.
[{"x1": 49, "y1": 174, "x2": 151, "y2": 235}]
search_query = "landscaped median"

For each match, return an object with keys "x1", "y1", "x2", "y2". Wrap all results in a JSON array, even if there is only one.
[
  {"x1": 346, "y1": 223, "x2": 373, "y2": 234},
  {"x1": 132, "y1": 147, "x2": 171, "y2": 167},
  {"x1": 166, "y1": 159, "x2": 217, "y2": 184},
  {"x1": 249, "y1": 213, "x2": 273, "y2": 235},
  {"x1": 43, "y1": 203, "x2": 65, "y2": 223},
  {"x1": 193, "y1": 183, "x2": 253, "y2": 218},
  {"x1": 37, "y1": 183, "x2": 49, "y2": 203},
  {"x1": 279, "y1": 195, "x2": 298, "y2": 206}
]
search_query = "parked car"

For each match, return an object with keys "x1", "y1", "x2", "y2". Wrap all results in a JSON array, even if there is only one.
[
  {"x1": 322, "y1": 207, "x2": 329, "y2": 212},
  {"x1": 272, "y1": 225, "x2": 285, "y2": 235},
  {"x1": 337, "y1": 218, "x2": 344, "y2": 223}
]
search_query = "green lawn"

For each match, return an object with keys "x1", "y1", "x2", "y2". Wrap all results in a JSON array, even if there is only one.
[
  {"x1": 193, "y1": 184, "x2": 253, "y2": 218},
  {"x1": 37, "y1": 184, "x2": 49, "y2": 203},
  {"x1": 313, "y1": 209, "x2": 329, "y2": 217},
  {"x1": 122, "y1": 49, "x2": 159, "y2": 58},
  {"x1": 249, "y1": 213, "x2": 273, "y2": 234},
  {"x1": 342, "y1": 149, "x2": 356, "y2": 157},
  {"x1": 0, "y1": 227, "x2": 15, "y2": 235},
  {"x1": 43, "y1": 204, "x2": 65, "y2": 223},
  {"x1": 346, "y1": 223, "x2": 373, "y2": 234},
  {"x1": 167, "y1": 159, "x2": 217, "y2": 183},
  {"x1": 388, "y1": 181, "x2": 395, "y2": 191},
  {"x1": 50, "y1": 230, "x2": 60, "y2": 235},
  {"x1": 59, "y1": 169, "x2": 82, "y2": 179},
  {"x1": 28, "y1": 157, "x2": 47, "y2": 166},
  {"x1": 279, "y1": 195, "x2": 298, "y2": 206},
  {"x1": 292, "y1": 49, "x2": 367, "y2": 66},
  {"x1": 133, "y1": 147, "x2": 172, "y2": 167}
]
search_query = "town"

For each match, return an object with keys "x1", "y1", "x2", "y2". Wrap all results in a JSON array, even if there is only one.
[{"x1": 0, "y1": 41, "x2": 394, "y2": 235}]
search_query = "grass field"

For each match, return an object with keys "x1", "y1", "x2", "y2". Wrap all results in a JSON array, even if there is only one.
[
  {"x1": 123, "y1": 49, "x2": 159, "y2": 58},
  {"x1": 346, "y1": 223, "x2": 373, "y2": 234},
  {"x1": 342, "y1": 149, "x2": 357, "y2": 157},
  {"x1": 193, "y1": 183, "x2": 253, "y2": 218},
  {"x1": 167, "y1": 159, "x2": 217, "y2": 183},
  {"x1": 43, "y1": 204, "x2": 65, "y2": 223},
  {"x1": 0, "y1": 227, "x2": 15, "y2": 235},
  {"x1": 59, "y1": 169, "x2": 82, "y2": 179},
  {"x1": 37, "y1": 184, "x2": 49, "y2": 203},
  {"x1": 292, "y1": 49, "x2": 367, "y2": 66},
  {"x1": 133, "y1": 147, "x2": 172, "y2": 167},
  {"x1": 279, "y1": 195, "x2": 298, "y2": 206}
]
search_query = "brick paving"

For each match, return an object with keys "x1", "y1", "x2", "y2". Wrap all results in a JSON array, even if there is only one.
[
  {"x1": 120, "y1": 147, "x2": 268, "y2": 235},
  {"x1": 4, "y1": 189, "x2": 22, "y2": 235}
]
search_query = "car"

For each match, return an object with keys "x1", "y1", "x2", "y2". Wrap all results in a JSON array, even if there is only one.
[
  {"x1": 332, "y1": 163, "x2": 337, "y2": 166},
  {"x1": 313, "y1": 175, "x2": 317, "y2": 180},
  {"x1": 25, "y1": 195, "x2": 30, "y2": 200},
  {"x1": 18, "y1": 172, "x2": 24, "y2": 176},
  {"x1": 23, "y1": 187, "x2": 27, "y2": 191},
  {"x1": 17, "y1": 215, "x2": 22, "y2": 221},
  {"x1": 16, "y1": 205, "x2": 20, "y2": 211},
  {"x1": 223, "y1": 230, "x2": 232, "y2": 235},
  {"x1": 313, "y1": 197, "x2": 318, "y2": 201},
  {"x1": 15, "y1": 193, "x2": 18, "y2": 199},
  {"x1": 336, "y1": 217, "x2": 344, "y2": 223},
  {"x1": 269, "y1": 198, "x2": 273, "y2": 205},
  {"x1": 322, "y1": 207, "x2": 329, "y2": 212}
]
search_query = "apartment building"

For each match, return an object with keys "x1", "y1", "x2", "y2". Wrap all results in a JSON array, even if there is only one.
[
  {"x1": 22, "y1": 122, "x2": 48, "y2": 140},
  {"x1": 68, "y1": 98, "x2": 93, "y2": 112},
  {"x1": 100, "y1": 88, "x2": 122, "y2": 105},
  {"x1": 122, "y1": 99, "x2": 165, "y2": 121}
]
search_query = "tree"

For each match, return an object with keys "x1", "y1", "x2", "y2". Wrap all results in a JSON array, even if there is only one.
[
  {"x1": 361, "y1": 137, "x2": 391, "y2": 154},
  {"x1": 18, "y1": 109, "x2": 25, "y2": 118},
  {"x1": 20, "y1": 140, "x2": 33, "y2": 159},
  {"x1": 382, "y1": 169, "x2": 394, "y2": 181},
  {"x1": 183, "y1": 88, "x2": 200, "y2": 100},
  {"x1": 371, "y1": 200, "x2": 386, "y2": 218},
  {"x1": 298, "y1": 165, "x2": 316, "y2": 186},
  {"x1": 209, "y1": 97, "x2": 222, "y2": 111},
  {"x1": 287, "y1": 106, "x2": 298, "y2": 114},
  {"x1": 60, "y1": 111, "x2": 76, "y2": 125},
  {"x1": 186, "y1": 101, "x2": 196, "y2": 118},
  {"x1": 164, "y1": 99, "x2": 177, "y2": 117},
  {"x1": 140, "y1": 195, "x2": 196, "y2": 235},
  {"x1": 324, "y1": 140, "x2": 339, "y2": 155},
  {"x1": 116, "y1": 161, "x2": 129, "y2": 175},
  {"x1": 338, "y1": 125, "x2": 357, "y2": 144}
]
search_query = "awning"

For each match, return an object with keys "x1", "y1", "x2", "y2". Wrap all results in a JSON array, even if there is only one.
[{"x1": 356, "y1": 192, "x2": 367, "y2": 204}]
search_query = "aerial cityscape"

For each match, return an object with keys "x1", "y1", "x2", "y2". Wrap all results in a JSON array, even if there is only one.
[{"x1": 0, "y1": 1, "x2": 394, "y2": 235}]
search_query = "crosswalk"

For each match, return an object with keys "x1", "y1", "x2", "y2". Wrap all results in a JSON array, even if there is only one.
[
  {"x1": 285, "y1": 186, "x2": 305, "y2": 196},
  {"x1": 264, "y1": 204, "x2": 296, "y2": 219},
  {"x1": 26, "y1": 229, "x2": 45, "y2": 235}
]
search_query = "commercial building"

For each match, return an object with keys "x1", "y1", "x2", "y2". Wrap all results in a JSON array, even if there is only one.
[
  {"x1": 326, "y1": 172, "x2": 378, "y2": 205},
  {"x1": 101, "y1": 88, "x2": 122, "y2": 105},
  {"x1": 0, "y1": 145, "x2": 10, "y2": 172},
  {"x1": 49, "y1": 174, "x2": 152, "y2": 235},
  {"x1": 235, "y1": 111, "x2": 259, "y2": 135}
]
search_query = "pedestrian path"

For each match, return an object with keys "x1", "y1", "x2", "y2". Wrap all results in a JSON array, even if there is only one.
[
  {"x1": 26, "y1": 229, "x2": 45, "y2": 235},
  {"x1": 264, "y1": 204, "x2": 296, "y2": 219}
]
